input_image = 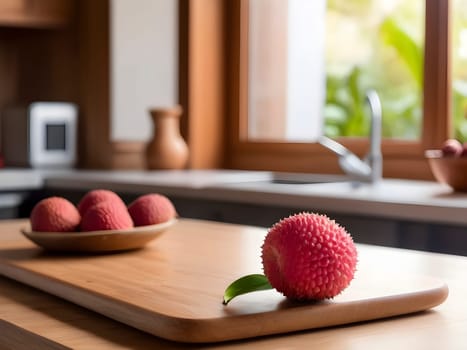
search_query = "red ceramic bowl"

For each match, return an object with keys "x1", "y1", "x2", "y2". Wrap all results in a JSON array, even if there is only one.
[{"x1": 425, "y1": 150, "x2": 467, "y2": 192}]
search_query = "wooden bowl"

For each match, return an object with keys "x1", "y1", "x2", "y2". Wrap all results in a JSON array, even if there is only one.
[
  {"x1": 425, "y1": 150, "x2": 467, "y2": 192},
  {"x1": 21, "y1": 219, "x2": 177, "y2": 253}
]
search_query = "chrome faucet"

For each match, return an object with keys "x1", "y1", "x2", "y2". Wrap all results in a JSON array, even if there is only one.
[{"x1": 319, "y1": 90, "x2": 382, "y2": 183}]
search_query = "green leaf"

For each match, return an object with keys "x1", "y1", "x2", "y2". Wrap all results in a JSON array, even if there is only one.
[
  {"x1": 379, "y1": 18, "x2": 423, "y2": 88},
  {"x1": 222, "y1": 274, "x2": 273, "y2": 305}
]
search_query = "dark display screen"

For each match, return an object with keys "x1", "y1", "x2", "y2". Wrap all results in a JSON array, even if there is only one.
[{"x1": 46, "y1": 124, "x2": 67, "y2": 150}]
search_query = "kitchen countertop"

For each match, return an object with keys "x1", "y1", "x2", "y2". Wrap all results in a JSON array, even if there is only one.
[
  {"x1": 0, "y1": 218, "x2": 465, "y2": 349},
  {"x1": 0, "y1": 169, "x2": 44, "y2": 191},
  {"x1": 0, "y1": 168, "x2": 466, "y2": 225},
  {"x1": 44, "y1": 169, "x2": 467, "y2": 226},
  {"x1": 0, "y1": 169, "x2": 44, "y2": 209}
]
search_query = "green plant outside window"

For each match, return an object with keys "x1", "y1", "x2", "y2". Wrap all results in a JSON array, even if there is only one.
[{"x1": 324, "y1": 0, "x2": 467, "y2": 142}]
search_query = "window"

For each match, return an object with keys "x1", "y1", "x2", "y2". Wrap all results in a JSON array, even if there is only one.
[
  {"x1": 452, "y1": 0, "x2": 467, "y2": 141},
  {"x1": 247, "y1": 0, "x2": 325, "y2": 142},
  {"x1": 324, "y1": 0, "x2": 424, "y2": 140},
  {"x1": 180, "y1": 1, "x2": 453, "y2": 179},
  {"x1": 247, "y1": 0, "x2": 425, "y2": 142}
]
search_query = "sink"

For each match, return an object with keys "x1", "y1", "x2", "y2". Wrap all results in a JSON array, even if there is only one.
[{"x1": 267, "y1": 172, "x2": 350, "y2": 185}]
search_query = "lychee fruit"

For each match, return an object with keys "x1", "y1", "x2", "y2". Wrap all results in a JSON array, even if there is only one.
[
  {"x1": 77, "y1": 189, "x2": 126, "y2": 216},
  {"x1": 261, "y1": 212, "x2": 357, "y2": 300},
  {"x1": 80, "y1": 200, "x2": 134, "y2": 231},
  {"x1": 461, "y1": 142, "x2": 467, "y2": 157},
  {"x1": 30, "y1": 197, "x2": 81, "y2": 232},
  {"x1": 441, "y1": 139, "x2": 463, "y2": 157},
  {"x1": 127, "y1": 193, "x2": 177, "y2": 226}
]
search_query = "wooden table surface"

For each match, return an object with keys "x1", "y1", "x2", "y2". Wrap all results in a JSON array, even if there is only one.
[{"x1": 0, "y1": 218, "x2": 466, "y2": 349}]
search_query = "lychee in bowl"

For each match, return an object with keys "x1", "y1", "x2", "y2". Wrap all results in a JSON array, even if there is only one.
[
  {"x1": 425, "y1": 150, "x2": 467, "y2": 192},
  {"x1": 21, "y1": 219, "x2": 177, "y2": 253}
]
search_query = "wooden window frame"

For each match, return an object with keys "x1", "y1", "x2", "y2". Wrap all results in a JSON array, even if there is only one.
[{"x1": 180, "y1": 0, "x2": 450, "y2": 180}]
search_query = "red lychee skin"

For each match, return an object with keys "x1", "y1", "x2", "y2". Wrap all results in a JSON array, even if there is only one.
[
  {"x1": 77, "y1": 189, "x2": 126, "y2": 216},
  {"x1": 461, "y1": 142, "x2": 467, "y2": 157},
  {"x1": 30, "y1": 197, "x2": 81, "y2": 232},
  {"x1": 261, "y1": 212, "x2": 357, "y2": 300},
  {"x1": 127, "y1": 194, "x2": 176, "y2": 226},
  {"x1": 441, "y1": 139, "x2": 463, "y2": 157},
  {"x1": 80, "y1": 201, "x2": 134, "y2": 231}
]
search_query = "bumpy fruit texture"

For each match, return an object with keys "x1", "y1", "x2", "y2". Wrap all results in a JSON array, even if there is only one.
[
  {"x1": 262, "y1": 212, "x2": 357, "y2": 300},
  {"x1": 80, "y1": 200, "x2": 134, "y2": 231},
  {"x1": 128, "y1": 193, "x2": 176, "y2": 226},
  {"x1": 30, "y1": 197, "x2": 81, "y2": 232},
  {"x1": 77, "y1": 189, "x2": 126, "y2": 216}
]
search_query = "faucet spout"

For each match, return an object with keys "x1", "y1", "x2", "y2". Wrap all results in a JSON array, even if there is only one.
[
  {"x1": 365, "y1": 89, "x2": 383, "y2": 182},
  {"x1": 319, "y1": 90, "x2": 383, "y2": 183}
]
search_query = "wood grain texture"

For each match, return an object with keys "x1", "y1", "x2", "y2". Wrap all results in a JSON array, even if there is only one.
[
  {"x1": 178, "y1": 0, "x2": 226, "y2": 169},
  {"x1": 0, "y1": 276, "x2": 175, "y2": 350},
  {"x1": 0, "y1": 0, "x2": 73, "y2": 28},
  {"x1": 0, "y1": 219, "x2": 447, "y2": 343},
  {"x1": 0, "y1": 319, "x2": 68, "y2": 350},
  {"x1": 423, "y1": 0, "x2": 451, "y2": 149},
  {"x1": 76, "y1": 0, "x2": 112, "y2": 169},
  {"x1": 0, "y1": 219, "x2": 466, "y2": 349}
]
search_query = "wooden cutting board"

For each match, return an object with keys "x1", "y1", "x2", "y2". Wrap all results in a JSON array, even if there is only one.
[{"x1": 0, "y1": 219, "x2": 448, "y2": 343}]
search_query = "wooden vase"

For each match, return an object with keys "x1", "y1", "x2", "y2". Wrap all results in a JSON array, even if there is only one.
[{"x1": 145, "y1": 105, "x2": 189, "y2": 170}]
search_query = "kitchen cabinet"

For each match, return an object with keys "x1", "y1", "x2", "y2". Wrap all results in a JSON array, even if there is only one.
[
  {"x1": 0, "y1": 0, "x2": 73, "y2": 28},
  {"x1": 0, "y1": 0, "x2": 112, "y2": 169},
  {"x1": 0, "y1": 0, "x2": 180, "y2": 170}
]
